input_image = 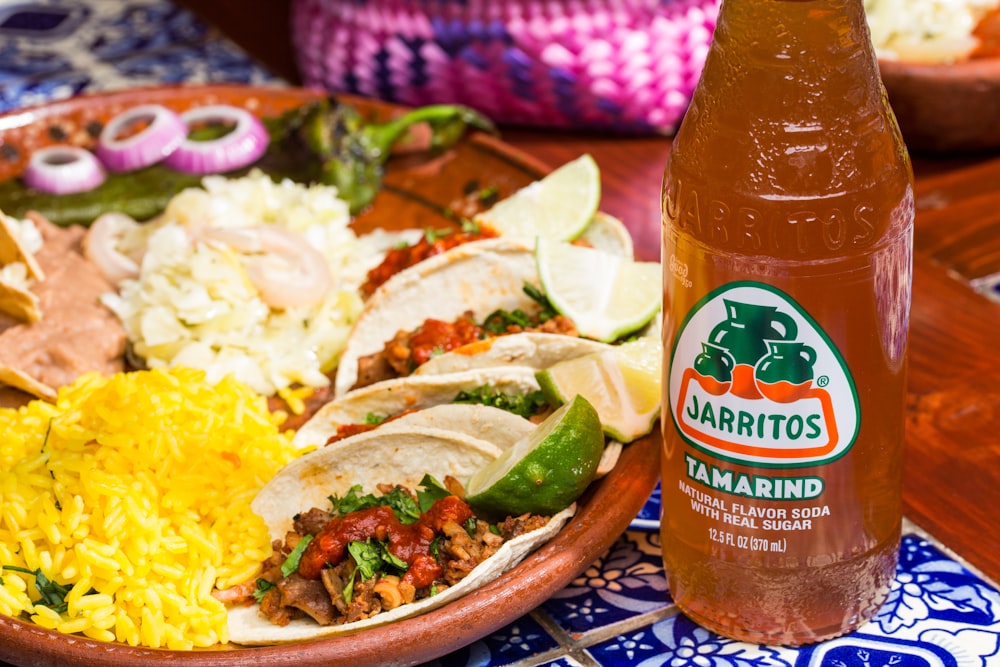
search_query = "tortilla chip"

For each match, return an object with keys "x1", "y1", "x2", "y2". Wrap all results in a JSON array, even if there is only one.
[
  {"x1": 0, "y1": 283, "x2": 41, "y2": 323},
  {"x1": 0, "y1": 365, "x2": 57, "y2": 401},
  {"x1": 0, "y1": 214, "x2": 45, "y2": 322},
  {"x1": 0, "y1": 214, "x2": 45, "y2": 281}
]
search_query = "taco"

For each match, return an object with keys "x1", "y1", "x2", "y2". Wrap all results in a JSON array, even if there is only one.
[
  {"x1": 225, "y1": 425, "x2": 573, "y2": 645},
  {"x1": 293, "y1": 366, "x2": 545, "y2": 450},
  {"x1": 332, "y1": 238, "x2": 542, "y2": 396},
  {"x1": 292, "y1": 367, "x2": 624, "y2": 479}
]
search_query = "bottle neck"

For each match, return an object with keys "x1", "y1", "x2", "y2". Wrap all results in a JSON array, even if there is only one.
[
  {"x1": 705, "y1": 0, "x2": 880, "y2": 108},
  {"x1": 672, "y1": 0, "x2": 908, "y2": 200}
]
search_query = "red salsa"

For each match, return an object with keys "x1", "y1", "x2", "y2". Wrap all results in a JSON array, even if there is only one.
[{"x1": 361, "y1": 226, "x2": 499, "y2": 297}]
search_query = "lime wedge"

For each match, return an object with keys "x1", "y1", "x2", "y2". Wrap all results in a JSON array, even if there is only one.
[
  {"x1": 535, "y1": 237, "x2": 661, "y2": 342},
  {"x1": 536, "y1": 337, "x2": 662, "y2": 443},
  {"x1": 465, "y1": 394, "x2": 605, "y2": 517},
  {"x1": 474, "y1": 154, "x2": 600, "y2": 242}
]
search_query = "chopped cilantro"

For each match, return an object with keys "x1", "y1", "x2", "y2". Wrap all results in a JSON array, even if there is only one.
[
  {"x1": 1, "y1": 565, "x2": 77, "y2": 613},
  {"x1": 476, "y1": 185, "x2": 499, "y2": 205},
  {"x1": 348, "y1": 541, "x2": 384, "y2": 581},
  {"x1": 481, "y1": 307, "x2": 534, "y2": 334},
  {"x1": 281, "y1": 534, "x2": 314, "y2": 578},
  {"x1": 363, "y1": 412, "x2": 387, "y2": 425},
  {"x1": 464, "y1": 516, "x2": 477, "y2": 536},
  {"x1": 452, "y1": 385, "x2": 549, "y2": 418},
  {"x1": 479, "y1": 284, "x2": 558, "y2": 333},
  {"x1": 253, "y1": 578, "x2": 275, "y2": 602},
  {"x1": 415, "y1": 474, "x2": 452, "y2": 513},
  {"x1": 329, "y1": 484, "x2": 421, "y2": 524},
  {"x1": 343, "y1": 539, "x2": 408, "y2": 604},
  {"x1": 429, "y1": 534, "x2": 442, "y2": 560},
  {"x1": 522, "y1": 283, "x2": 559, "y2": 321},
  {"x1": 423, "y1": 227, "x2": 452, "y2": 243}
]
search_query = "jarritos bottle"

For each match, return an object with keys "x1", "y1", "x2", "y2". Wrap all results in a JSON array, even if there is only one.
[{"x1": 659, "y1": 0, "x2": 914, "y2": 646}]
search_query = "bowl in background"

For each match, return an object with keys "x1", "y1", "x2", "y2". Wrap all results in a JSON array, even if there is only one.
[{"x1": 879, "y1": 55, "x2": 1000, "y2": 154}]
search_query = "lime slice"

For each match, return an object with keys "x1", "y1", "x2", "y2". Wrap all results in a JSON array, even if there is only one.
[
  {"x1": 536, "y1": 337, "x2": 662, "y2": 443},
  {"x1": 465, "y1": 394, "x2": 605, "y2": 517},
  {"x1": 474, "y1": 154, "x2": 600, "y2": 242},
  {"x1": 535, "y1": 237, "x2": 661, "y2": 342}
]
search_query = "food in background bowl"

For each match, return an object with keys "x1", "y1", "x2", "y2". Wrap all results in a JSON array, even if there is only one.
[
  {"x1": 865, "y1": 0, "x2": 1000, "y2": 153},
  {"x1": 865, "y1": 0, "x2": 1000, "y2": 63}
]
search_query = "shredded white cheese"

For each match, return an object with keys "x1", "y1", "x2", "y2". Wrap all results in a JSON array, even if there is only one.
[{"x1": 103, "y1": 171, "x2": 411, "y2": 396}]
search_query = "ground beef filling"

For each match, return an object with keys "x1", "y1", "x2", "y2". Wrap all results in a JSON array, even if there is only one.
[
  {"x1": 251, "y1": 486, "x2": 550, "y2": 627},
  {"x1": 353, "y1": 310, "x2": 579, "y2": 391}
]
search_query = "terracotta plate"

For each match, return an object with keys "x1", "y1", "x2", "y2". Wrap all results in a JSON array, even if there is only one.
[{"x1": 0, "y1": 85, "x2": 661, "y2": 667}]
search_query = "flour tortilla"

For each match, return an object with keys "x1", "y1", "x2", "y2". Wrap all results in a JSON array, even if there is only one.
[
  {"x1": 294, "y1": 366, "x2": 542, "y2": 450},
  {"x1": 366, "y1": 403, "x2": 537, "y2": 449},
  {"x1": 253, "y1": 427, "x2": 505, "y2": 540},
  {"x1": 229, "y1": 424, "x2": 574, "y2": 645},
  {"x1": 333, "y1": 238, "x2": 539, "y2": 396},
  {"x1": 413, "y1": 332, "x2": 612, "y2": 377},
  {"x1": 578, "y1": 211, "x2": 634, "y2": 258}
]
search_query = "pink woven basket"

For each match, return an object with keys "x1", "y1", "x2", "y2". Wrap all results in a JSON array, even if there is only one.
[{"x1": 291, "y1": 0, "x2": 720, "y2": 133}]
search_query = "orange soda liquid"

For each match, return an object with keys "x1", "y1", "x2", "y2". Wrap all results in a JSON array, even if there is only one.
[{"x1": 659, "y1": 0, "x2": 914, "y2": 645}]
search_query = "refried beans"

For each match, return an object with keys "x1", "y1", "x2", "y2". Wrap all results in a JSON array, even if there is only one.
[{"x1": 0, "y1": 214, "x2": 127, "y2": 401}]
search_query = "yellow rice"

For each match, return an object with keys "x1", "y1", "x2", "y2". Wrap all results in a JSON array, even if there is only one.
[{"x1": 0, "y1": 367, "x2": 303, "y2": 649}]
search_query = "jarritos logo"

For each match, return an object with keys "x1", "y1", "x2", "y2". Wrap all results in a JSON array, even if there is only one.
[{"x1": 669, "y1": 282, "x2": 860, "y2": 468}]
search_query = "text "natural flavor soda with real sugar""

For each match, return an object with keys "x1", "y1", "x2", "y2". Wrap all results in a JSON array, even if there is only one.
[{"x1": 659, "y1": 0, "x2": 914, "y2": 646}]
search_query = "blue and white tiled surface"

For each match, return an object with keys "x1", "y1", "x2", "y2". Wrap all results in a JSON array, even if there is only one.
[
  {"x1": 971, "y1": 273, "x2": 1000, "y2": 305},
  {"x1": 0, "y1": 0, "x2": 279, "y2": 112},
  {"x1": 2, "y1": 1, "x2": 999, "y2": 665},
  {"x1": 429, "y1": 514, "x2": 1000, "y2": 667}
]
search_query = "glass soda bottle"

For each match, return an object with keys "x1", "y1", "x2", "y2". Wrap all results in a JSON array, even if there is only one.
[{"x1": 659, "y1": 0, "x2": 914, "y2": 646}]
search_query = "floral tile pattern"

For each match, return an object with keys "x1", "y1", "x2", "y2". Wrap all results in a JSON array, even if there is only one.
[
  {"x1": 542, "y1": 530, "x2": 671, "y2": 635},
  {"x1": 0, "y1": 0, "x2": 280, "y2": 112},
  {"x1": 417, "y1": 529, "x2": 1000, "y2": 666},
  {"x1": 430, "y1": 614, "x2": 562, "y2": 667},
  {"x1": 2, "y1": 2, "x2": 999, "y2": 666},
  {"x1": 970, "y1": 273, "x2": 1000, "y2": 304}
]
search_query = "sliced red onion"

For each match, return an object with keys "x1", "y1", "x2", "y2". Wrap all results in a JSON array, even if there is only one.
[
  {"x1": 23, "y1": 145, "x2": 106, "y2": 195},
  {"x1": 96, "y1": 104, "x2": 187, "y2": 172},
  {"x1": 163, "y1": 105, "x2": 269, "y2": 175}
]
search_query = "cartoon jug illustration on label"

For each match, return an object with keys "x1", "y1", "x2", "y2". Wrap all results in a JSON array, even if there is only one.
[
  {"x1": 708, "y1": 300, "x2": 797, "y2": 399},
  {"x1": 754, "y1": 340, "x2": 817, "y2": 403},
  {"x1": 692, "y1": 343, "x2": 734, "y2": 396},
  {"x1": 669, "y1": 282, "x2": 861, "y2": 466}
]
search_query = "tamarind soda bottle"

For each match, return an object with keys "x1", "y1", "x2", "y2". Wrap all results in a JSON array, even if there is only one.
[{"x1": 659, "y1": 0, "x2": 913, "y2": 645}]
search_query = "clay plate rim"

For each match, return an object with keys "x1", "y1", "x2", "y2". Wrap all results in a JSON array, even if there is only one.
[{"x1": 0, "y1": 84, "x2": 661, "y2": 667}]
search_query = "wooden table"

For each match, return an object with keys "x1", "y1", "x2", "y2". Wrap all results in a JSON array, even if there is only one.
[{"x1": 185, "y1": 0, "x2": 1000, "y2": 586}]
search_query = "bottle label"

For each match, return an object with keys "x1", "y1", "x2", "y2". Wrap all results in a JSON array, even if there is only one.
[{"x1": 668, "y1": 281, "x2": 859, "y2": 469}]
